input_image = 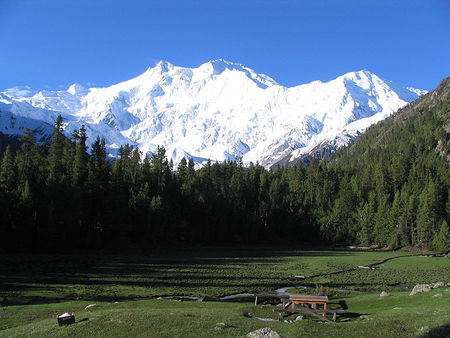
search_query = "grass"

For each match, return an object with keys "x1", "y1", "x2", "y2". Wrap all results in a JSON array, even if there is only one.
[
  {"x1": 1, "y1": 246, "x2": 449, "y2": 337},
  {"x1": 1, "y1": 289, "x2": 449, "y2": 337}
]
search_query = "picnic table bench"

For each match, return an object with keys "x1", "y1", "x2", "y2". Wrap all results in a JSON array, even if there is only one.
[
  {"x1": 273, "y1": 308, "x2": 345, "y2": 322},
  {"x1": 253, "y1": 294, "x2": 289, "y2": 305}
]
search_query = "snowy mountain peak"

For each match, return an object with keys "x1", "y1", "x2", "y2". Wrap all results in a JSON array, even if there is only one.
[
  {"x1": 0, "y1": 60, "x2": 426, "y2": 168},
  {"x1": 196, "y1": 59, "x2": 278, "y2": 88},
  {"x1": 153, "y1": 60, "x2": 174, "y2": 72},
  {"x1": 203, "y1": 59, "x2": 252, "y2": 74},
  {"x1": 338, "y1": 70, "x2": 381, "y2": 85},
  {"x1": 67, "y1": 83, "x2": 89, "y2": 97},
  {"x1": 201, "y1": 59, "x2": 244, "y2": 75}
]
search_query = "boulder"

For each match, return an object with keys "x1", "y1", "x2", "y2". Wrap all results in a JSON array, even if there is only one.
[
  {"x1": 430, "y1": 282, "x2": 445, "y2": 288},
  {"x1": 380, "y1": 291, "x2": 389, "y2": 297},
  {"x1": 410, "y1": 284, "x2": 432, "y2": 296},
  {"x1": 410, "y1": 282, "x2": 447, "y2": 296},
  {"x1": 247, "y1": 327, "x2": 282, "y2": 338}
]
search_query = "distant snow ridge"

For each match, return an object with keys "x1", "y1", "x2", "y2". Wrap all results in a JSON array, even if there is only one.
[{"x1": 0, "y1": 60, "x2": 425, "y2": 168}]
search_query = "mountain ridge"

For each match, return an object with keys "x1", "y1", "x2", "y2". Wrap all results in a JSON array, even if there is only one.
[{"x1": 0, "y1": 60, "x2": 425, "y2": 167}]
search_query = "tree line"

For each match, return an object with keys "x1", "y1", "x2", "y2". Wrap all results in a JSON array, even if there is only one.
[{"x1": 0, "y1": 79, "x2": 449, "y2": 252}]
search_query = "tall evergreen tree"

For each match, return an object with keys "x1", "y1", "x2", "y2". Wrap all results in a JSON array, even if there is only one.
[
  {"x1": 0, "y1": 145, "x2": 15, "y2": 191},
  {"x1": 72, "y1": 125, "x2": 88, "y2": 186},
  {"x1": 48, "y1": 115, "x2": 65, "y2": 184},
  {"x1": 432, "y1": 220, "x2": 449, "y2": 251}
]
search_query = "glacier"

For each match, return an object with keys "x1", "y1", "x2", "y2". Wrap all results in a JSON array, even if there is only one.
[{"x1": 0, "y1": 59, "x2": 426, "y2": 168}]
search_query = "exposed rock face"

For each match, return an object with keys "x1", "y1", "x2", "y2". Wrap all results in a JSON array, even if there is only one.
[
  {"x1": 409, "y1": 282, "x2": 448, "y2": 296},
  {"x1": 247, "y1": 327, "x2": 282, "y2": 338}
]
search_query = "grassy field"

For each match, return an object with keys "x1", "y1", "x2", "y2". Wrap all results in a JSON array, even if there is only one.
[{"x1": 1, "y1": 247, "x2": 449, "y2": 337}]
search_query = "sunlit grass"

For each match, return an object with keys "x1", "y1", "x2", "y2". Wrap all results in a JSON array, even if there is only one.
[{"x1": 1, "y1": 247, "x2": 449, "y2": 337}]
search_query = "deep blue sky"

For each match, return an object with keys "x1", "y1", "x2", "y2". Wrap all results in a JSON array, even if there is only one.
[{"x1": 0, "y1": 0, "x2": 449, "y2": 92}]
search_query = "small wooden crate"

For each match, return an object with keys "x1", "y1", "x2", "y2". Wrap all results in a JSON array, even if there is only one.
[{"x1": 57, "y1": 313, "x2": 75, "y2": 326}]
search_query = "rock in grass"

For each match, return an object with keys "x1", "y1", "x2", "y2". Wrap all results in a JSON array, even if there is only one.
[
  {"x1": 410, "y1": 284, "x2": 432, "y2": 296},
  {"x1": 214, "y1": 322, "x2": 235, "y2": 330},
  {"x1": 380, "y1": 291, "x2": 389, "y2": 297},
  {"x1": 432, "y1": 293, "x2": 443, "y2": 298},
  {"x1": 430, "y1": 282, "x2": 445, "y2": 288},
  {"x1": 295, "y1": 315, "x2": 303, "y2": 321},
  {"x1": 410, "y1": 282, "x2": 446, "y2": 296},
  {"x1": 247, "y1": 327, "x2": 282, "y2": 338},
  {"x1": 84, "y1": 304, "x2": 97, "y2": 310}
]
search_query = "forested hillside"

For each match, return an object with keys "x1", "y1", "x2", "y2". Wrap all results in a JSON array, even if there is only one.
[
  {"x1": 0, "y1": 79, "x2": 448, "y2": 252},
  {"x1": 323, "y1": 77, "x2": 450, "y2": 249}
]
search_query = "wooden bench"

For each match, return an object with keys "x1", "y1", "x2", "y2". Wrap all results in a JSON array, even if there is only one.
[
  {"x1": 273, "y1": 308, "x2": 345, "y2": 322},
  {"x1": 253, "y1": 294, "x2": 289, "y2": 306}
]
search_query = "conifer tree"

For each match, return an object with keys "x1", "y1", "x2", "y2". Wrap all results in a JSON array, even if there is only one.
[
  {"x1": 72, "y1": 125, "x2": 88, "y2": 186},
  {"x1": 0, "y1": 145, "x2": 15, "y2": 191},
  {"x1": 374, "y1": 195, "x2": 390, "y2": 246},
  {"x1": 357, "y1": 191, "x2": 376, "y2": 245},
  {"x1": 48, "y1": 115, "x2": 65, "y2": 184},
  {"x1": 432, "y1": 220, "x2": 449, "y2": 251}
]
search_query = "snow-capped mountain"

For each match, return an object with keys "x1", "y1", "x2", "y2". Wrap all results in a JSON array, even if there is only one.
[{"x1": 0, "y1": 60, "x2": 426, "y2": 167}]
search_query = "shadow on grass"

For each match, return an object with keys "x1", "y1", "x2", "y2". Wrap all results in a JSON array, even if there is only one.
[
  {"x1": 0, "y1": 247, "x2": 388, "y2": 306},
  {"x1": 422, "y1": 324, "x2": 450, "y2": 338}
]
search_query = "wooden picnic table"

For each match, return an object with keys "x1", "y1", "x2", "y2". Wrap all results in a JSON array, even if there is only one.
[
  {"x1": 287, "y1": 294, "x2": 329, "y2": 310},
  {"x1": 254, "y1": 293, "x2": 344, "y2": 322},
  {"x1": 253, "y1": 294, "x2": 329, "y2": 310}
]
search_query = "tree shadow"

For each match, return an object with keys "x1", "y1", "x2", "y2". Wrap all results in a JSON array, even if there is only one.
[
  {"x1": 422, "y1": 324, "x2": 450, "y2": 338},
  {"x1": 0, "y1": 247, "x2": 394, "y2": 307}
]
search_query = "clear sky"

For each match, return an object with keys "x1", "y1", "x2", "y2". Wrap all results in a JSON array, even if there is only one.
[{"x1": 0, "y1": 0, "x2": 449, "y2": 92}]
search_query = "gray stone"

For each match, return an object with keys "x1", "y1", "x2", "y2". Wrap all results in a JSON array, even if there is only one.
[
  {"x1": 295, "y1": 315, "x2": 304, "y2": 321},
  {"x1": 410, "y1": 282, "x2": 447, "y2": 296},
  {"x1": 247, "y1": 327, "x2": 282, "y2": 338},
  {"x1": 431, "y1": 282, "x2": 445, "y2": 288},
  {"x1": 410, "y1": 284, "x2": 432, "y2": 296},
  {"x1": 380, "y1": 291, "x2": 389, "y2": 297}
]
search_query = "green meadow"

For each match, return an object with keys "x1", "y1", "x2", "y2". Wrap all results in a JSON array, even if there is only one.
[{"x1": 1, "y1": 247, "x2": 449, "y2": 337}]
